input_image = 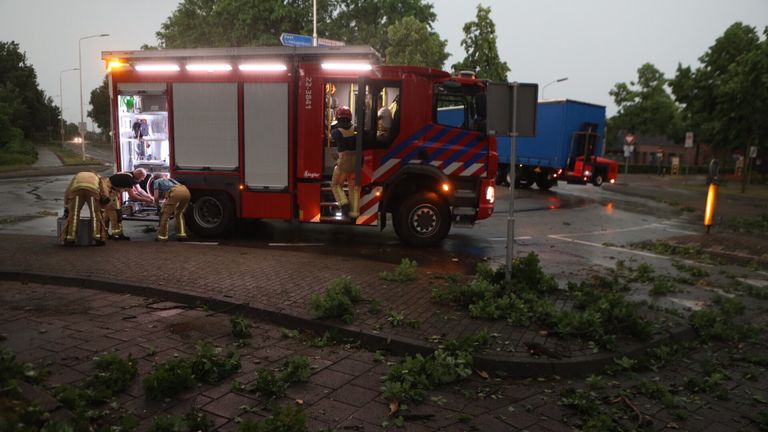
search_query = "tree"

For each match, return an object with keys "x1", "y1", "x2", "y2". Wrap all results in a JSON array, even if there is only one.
[
  {"x1": 156, "y1": 0, "x2": 329, "y2": 48},
  {"x1": 670, "y1": 23, "x2": 768, "y2": 154},
  {"x1": 88, "y1": 76, "x2": 110, "y2": 139},
  {"x1": 155, "y1": 0, "x2": 439, "y2": 57},
  {"x1": 608, "y1": 63, "x2": 683, "y2": 144},
  {"x1": 326, "y1": 0, "x2": 437, "y2": 55},
  {"x1": 0, "y1": 41, "x2": 56, "y2": 140},
  {"x1": 451, "y1": 5, "x2": 509, "y2": 81},
  {"x1": 384, "y1": 16, "x2": 448, "y2": 69}
]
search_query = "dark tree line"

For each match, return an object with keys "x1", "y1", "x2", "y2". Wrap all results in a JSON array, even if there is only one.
[
  {"x1": 0, "y1": 41, "x2": 60, "y2": 150},
  {"x1": 609, "y1": 23, "x2": 768, "y2": 155}
]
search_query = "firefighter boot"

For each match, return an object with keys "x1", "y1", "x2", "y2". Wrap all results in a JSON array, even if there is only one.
[
  {"x1": 331, "y1": 184, "x2": 349, "y2": 215},
  {"x1": 348, "y1": 186, "x2": 361, "y2": 220}
]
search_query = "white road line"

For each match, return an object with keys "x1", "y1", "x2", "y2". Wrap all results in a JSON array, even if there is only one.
[
  {"x1": 548, "y1": 234, "x2": 669, "y2": 259},
  {"x1": 488, "y1": 236, "x2": 532, "y2": 241},
  {"x1": 269, "y1": 242, "x2": 325, "y2": 247},
  {"x1": 547, "y1": 234, "x2": 713, "y2": 266},
  {"x1": 551, "y1": 223, "x2": 697, "y2": 238}
]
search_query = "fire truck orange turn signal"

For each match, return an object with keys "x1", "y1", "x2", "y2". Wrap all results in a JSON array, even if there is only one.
[{"x1": 106, "y1": 59, "x2": 127, "y2": 72}]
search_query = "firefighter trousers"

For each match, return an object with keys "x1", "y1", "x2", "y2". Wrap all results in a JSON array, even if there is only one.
[
  {"x1": 64, "y1": 189, "x2": 105, "y2": 243},
  {"x1": 157, "y1": 185, "x2": 191, "y2": 240},
  {"x1": 331, "y1": 151, "x2": 360, "y2": 218},
  {"x1": 103, "y1": 189, "x2": 123, "y2": 236}
]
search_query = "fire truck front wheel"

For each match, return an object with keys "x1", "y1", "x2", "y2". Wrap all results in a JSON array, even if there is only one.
[
  {"x1": 188, "y1": 191, "x2": 234, "y2": 237},
  {"x1": 394, "y1": 192, "x2": 451, "y2": 247}
]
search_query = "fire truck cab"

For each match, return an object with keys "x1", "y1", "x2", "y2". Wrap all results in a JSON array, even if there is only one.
[{"x1": 102, "y1": 46, "x2": 500, "y2": 246}]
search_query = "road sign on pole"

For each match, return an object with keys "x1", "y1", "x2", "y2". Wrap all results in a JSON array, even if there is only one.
[
  {"x1": 280, "y1": 33, "x2": 346, "y2": 47},
  {"x1": 280, "y1": 33, "x2": 314, "y2": 47},
  {"x1": 685, "y1": 132, "x2": 694, "y2": 148}
]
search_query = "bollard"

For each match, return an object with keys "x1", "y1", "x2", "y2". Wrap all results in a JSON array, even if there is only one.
[
  {"x1": 704, "y1": 159, "x2": 720, "y2": 234},
  {"x1": 704, "y1": 183, "x2": 717, "y2": 233}
]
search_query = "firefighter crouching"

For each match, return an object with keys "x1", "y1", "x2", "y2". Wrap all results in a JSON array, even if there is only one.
[
  {"x1": 330, "y1": 106, "x2": 360, "y2": 220},
  {"x1": 152, "y1": 173, "x2": 190, "y2": 242},
  {"x1": 103, "y1": 169, "x2": 155, "y2": 240},
  {"x1": 62, "y1": 171, "x2": 111, "y2": 246}
]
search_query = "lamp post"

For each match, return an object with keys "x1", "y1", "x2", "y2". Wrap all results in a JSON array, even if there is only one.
[
  {"x1": 59, "y1": 68, "x2": 79, "y2": 147},
  {"x1": 78, "y1": 33, "x2": 109, "y2": 159},
  {"x1": 541, "y1": 77, "x2": 568, "y2": 99}
]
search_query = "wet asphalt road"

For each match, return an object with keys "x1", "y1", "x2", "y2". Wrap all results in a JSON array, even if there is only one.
[{"x1": 0, "y1": 174, "x2": 700, "y2": 277}]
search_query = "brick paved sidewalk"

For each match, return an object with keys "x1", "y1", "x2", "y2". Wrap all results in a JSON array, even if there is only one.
[
  {"x1": 0, "y1": 281, "x2": 563, "y2": 431},
  {"x1": 0, "y1": 234, "x2": 687, "y2": 377}
]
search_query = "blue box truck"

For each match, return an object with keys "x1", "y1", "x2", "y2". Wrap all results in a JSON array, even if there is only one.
[{"x1": 439, "y1": 99, "x2": 618, "y2": 190}]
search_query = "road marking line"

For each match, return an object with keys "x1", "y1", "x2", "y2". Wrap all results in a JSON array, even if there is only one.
[
  {"x1": 269, "y1": 242, "x2": 325, "y2": 247},
  {"x1": 551, "y1": 223, "x2": 697, "y2": 238},
  {"x1": 488, "y1": 236, "x2": 532, "y2": 241},
  {"x1": 548, "y1": 234, "x2": 669, "y2": 259},
  {"x1": 547, "y1": 234, "x2": 712, "y2": 267}
]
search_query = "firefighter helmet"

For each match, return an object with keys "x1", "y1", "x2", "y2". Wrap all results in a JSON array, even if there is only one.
[{"x1": 335, "y1": 106, "x2": 352, "y2": 120}]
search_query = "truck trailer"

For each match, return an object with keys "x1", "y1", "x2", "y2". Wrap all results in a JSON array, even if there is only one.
[
  {"x1": 496, "y1": 99, "x2": 618, "y2": 190},
  {"x1": 101, "y1": 46, "x2": 517, "y2": 246}
]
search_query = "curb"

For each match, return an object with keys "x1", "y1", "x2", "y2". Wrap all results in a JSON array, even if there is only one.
[{"x1": 0, "y1": 270, "x2": 698, "y2": 378}]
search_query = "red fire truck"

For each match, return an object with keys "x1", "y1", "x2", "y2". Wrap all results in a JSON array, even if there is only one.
[{"x1": 101, "y1": 46, "x2": 503, "y2": 246}]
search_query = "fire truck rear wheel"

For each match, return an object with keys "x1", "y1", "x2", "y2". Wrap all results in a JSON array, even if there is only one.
[
  {"x1": 592, "y1": 173, "x2": 604, "y2": 187},
  {"x1": 188, "y1": 191, "x2": 234, "y2": 237},
  {"x1": 395, "y1": 192, "x2": 451, "y2": 247}
]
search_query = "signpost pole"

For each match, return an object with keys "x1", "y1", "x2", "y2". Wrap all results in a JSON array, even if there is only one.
[
  {"x1": 312, "y1": 0, "x2": 318, "y2": 47},
  {"x1": 505, "y1": 83, "x2": 518, "y2": 282}
]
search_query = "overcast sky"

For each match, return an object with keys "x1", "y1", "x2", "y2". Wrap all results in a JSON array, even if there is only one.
[{"x1": 1, "y1": 0, "x2": 767, "y2": 128}]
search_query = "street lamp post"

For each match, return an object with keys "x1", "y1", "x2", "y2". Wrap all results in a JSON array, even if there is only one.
[
  {"x1": 59, "y1": 68, "x2": 79, "y2": 147},
  {"x1": 78, "y1": 33, "x2": 109, "y2": 160},
  {"x1": 541, "y1": 77, "x2": 568, "y2": 99}
]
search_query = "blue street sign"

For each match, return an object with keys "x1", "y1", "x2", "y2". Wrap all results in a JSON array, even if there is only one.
[{"x1": 280, "y1": 33, "x2": 314, "y2": 47}]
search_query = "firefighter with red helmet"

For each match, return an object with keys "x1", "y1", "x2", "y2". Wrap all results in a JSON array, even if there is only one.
[
  {"x1": 61, "y1": 172, "x2": 112, "y2": 246},
  {"x1": 330, "y1": 106, "x2": 360, "y2": 219}
]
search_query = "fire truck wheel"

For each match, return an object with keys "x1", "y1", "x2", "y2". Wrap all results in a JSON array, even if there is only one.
[
  {"x1": 188, "y1": 191, "x2": 234, "y2": 237},
  {"x1": 592, "y1": 173, "x2": 604, "y2": 187},
  {"x1": 395, "y1": 192, "x2": 451, "y2": 247}
]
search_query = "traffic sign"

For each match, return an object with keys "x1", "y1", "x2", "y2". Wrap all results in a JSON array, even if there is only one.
[
  {"x1": 280, "y1": 33, "x2": 346, "y2": 47},
  {"x1": 624, "y1": 133, "x2": 636, "y2": 145},
  {"x1": 685, "y1": 131, "x2": 694, "y2": 148},
  {"x1": 280, "y1": 33, "x2": 314, "y2": 47}
]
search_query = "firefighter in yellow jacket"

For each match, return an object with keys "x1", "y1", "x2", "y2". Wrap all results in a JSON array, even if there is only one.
[
  {"x1": 103, "y1": 169, "x2": 154, "y2": 240},
  {"x1": 62, "y1": 172, "x2": 111, "y2": 246},
  {"x1": 152, "y1": 173, "x2": 190, "y2": 241},
  {"x1": 330, "y1": 106, "x2": 360, "y2": 219}
]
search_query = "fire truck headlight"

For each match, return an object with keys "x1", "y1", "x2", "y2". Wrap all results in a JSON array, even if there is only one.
[
  {"x1": 584, "y1": 170, "x2": 591, "y2": 176},
  {"x1": 485, "y1": 185, "x2": 495, "y2": 204},
  {"x1": 441, "y1": 182, "x2": 450, "y2": 192},
  {"x1": 610, "y1": 179, "x2": 615, "y2": 184}
]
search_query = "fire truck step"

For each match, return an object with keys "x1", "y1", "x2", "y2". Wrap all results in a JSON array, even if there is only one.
[{"x1": 319, "y1": 216, "x2": 356, "y2": 224}]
